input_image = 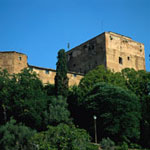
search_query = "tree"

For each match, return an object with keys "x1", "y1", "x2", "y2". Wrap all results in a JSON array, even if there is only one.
[
  {"x1": 31, "y1": 123, "x2": 95, "y2": 150},
  {"x1": 0, "y1": 118, "x2": 35, "y2": 150},
  {"x1": 47, "y1": 96, "x2": 71, "y2": 125},
  {"x1": 0, "y1": 69, "x2": 48, "y2": 130},
  {"x1": 55, "y1": 49, "x2": 68, "y2": 97},
  {"x1": 0, "y1": 69, "x2": 10, "y2": 124},
  {"x1": 79, "y1": 65, "x2": 126, "y2": 95},
  {"x1": 121, "y1": 68, "x2": 150, "y2": 147},
  {"x1": 84, "y1": 82, "x2": 141, "y2": 143}
]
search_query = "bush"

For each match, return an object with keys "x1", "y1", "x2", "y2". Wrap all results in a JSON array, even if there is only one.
[
  {"x1": 87, "y1": 143, "x2": 99, "y2": 150},
  {"x1": 129, "y1": 143, "x2": 141, "y2": 149},
  {"x1": 100, "y1": 137, "x2": 115, "y2": 150},
  {"x1": 31, "y1": 123, "x2": 92, "y2": 150},
  {"x1": 115, "y1": 142, "x2": 128, "y2": 150},
  {"x1": 0, "y1": 118, "x2": 35, "y2": 150}
]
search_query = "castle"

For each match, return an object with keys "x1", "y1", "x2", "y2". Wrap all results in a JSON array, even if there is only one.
[
  {"x1": 66, "y1": 32, "x2": 145, "y2": 73},
  {"x1": 0, "y1": 32, "x2": 146, "y2": 85}
]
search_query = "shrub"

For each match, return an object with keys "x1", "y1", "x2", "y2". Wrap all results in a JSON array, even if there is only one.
[
  {"x1": 31, "y1": 123, "x2": 92, "y2": 150},
  {"x1": 115, "y1": 142, "x2": 128, "y2": 150},
  {"x1": 0, "y1": 118, "x2": 35, "y2": 150},
  {"x1": 100, "y1": 137, "x2": 115, "y2": 150}
]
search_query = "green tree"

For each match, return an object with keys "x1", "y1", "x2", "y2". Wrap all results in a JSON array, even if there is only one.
[
  {"x1": 0, "y1": 69, "x2": 10, "y2": 124},
  {"x1": 47, "y1": 96, "x2": 71, "y2": 125},
  {"x1": 121, "y1": 68, "x2": 150, "y2": 148},
  {"x1": 0, "y1": 118, "x2": 35, "y2": 150},
  {"x1": 79, "y1": 65, "x2": 126, "y2": 95},
  {"x1": 84, "y1": 82, "x2": 141, "y2": 143},
  {"x1": 55, "y1": 49, "x2": 68, "y2": 97},
  {"x1": 31, "y1": 123, "x2": 93, "y2": 150},
  {"x1": 0, "y1": 69, "x2": 48, "y2": 130}
]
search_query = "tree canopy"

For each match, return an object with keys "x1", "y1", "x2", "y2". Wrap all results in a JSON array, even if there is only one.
[{"x1": 84, "y1": 82, "x2": 141, "y2": 143}]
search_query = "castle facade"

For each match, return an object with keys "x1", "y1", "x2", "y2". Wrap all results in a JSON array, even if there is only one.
[
  {"x1": 0, "y1": 51, "x2": 83, "y2": 86},
  {"x1": 66, "y1": 32, "x2": 145, "y2": 73},
  {"x1": 0, "y1": 32, "x2": 146, "y2": 85}
]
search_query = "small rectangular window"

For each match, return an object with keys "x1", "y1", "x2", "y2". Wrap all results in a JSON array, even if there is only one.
[
  {"x1": 119, "y1": 57, "x2": 123, "y2": 65},
  {"x1": 45, "y1": 70, "x2": 49, "y2": 74},
  {"x1": 73, "y1": 74, "x2": 77, "y2": 77},
  {"x1": 19, "y1": 56, "x2": 22, "y2": 61}
]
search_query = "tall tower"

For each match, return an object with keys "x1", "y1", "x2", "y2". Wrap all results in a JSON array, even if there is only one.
[
  {"x1": 66, "y1": 32, "x2": 145, "y2": 73},
  {"x1": 0, "y1": 51, "x2": 28, "y2": 74}
]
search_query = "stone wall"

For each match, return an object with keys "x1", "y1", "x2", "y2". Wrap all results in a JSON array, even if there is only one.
[
  {"x1": 0, "y1": 51, "x2": 28, "y2": 74},
  {"x1": 66, "y1": 33, "x2": 106, "y2": 74},
  {"x1": 105, "y1": 32, "x2": 145, "y2": 72},
  {"x1": 0, "y1": 51, "x2": 83, "y2": 86},
  {"x1": 0, "y1": 31, "x2": 146, "y2": 85},
  {"x1": 66, "y1": 32, "x2": 145, "y2": 73},
  {"x1": 29, "y1": 65, "x2": 83, "y2": 86}
]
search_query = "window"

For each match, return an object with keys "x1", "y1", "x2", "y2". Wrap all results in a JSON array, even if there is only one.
[
  {"x1": 95, "y1": 61, "x2": 98, "y2": 65},
  {"x1": 110, "y1": 36, "x2": 113, "y2": 40},
  {"x1": 73, "y1": 64, "x2": 76, "y2": 67},
  {"x1": 73, "y1": 74, "x2": 77, "y2": 77},
  {"x1": 83, "y1": 45, "x2": 87, "y2": 49},
  {"x1": 119, "y1": 57, "x2": 123, "y2": 65},
  {"x1": 19, "y1": 56, "x2": 22, "y2": 61},
  {"x1": 45, "y1": 70, "x2": 49, "y2": 74},
  {"x1": 127, "y1": 56, "x2": 130, "y2": 61}
]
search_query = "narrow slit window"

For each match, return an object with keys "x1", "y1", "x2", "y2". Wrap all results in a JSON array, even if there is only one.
[{"x1": 119, "y1": 57, "x2": 123, "y2": 65}]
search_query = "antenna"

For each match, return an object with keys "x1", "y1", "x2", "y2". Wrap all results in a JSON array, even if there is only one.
[{"x1": 67, "y1": 42, "x2": 70, "y2": 50}]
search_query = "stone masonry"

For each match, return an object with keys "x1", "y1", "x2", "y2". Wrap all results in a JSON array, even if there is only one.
[
  {"x1": 0, "y1": 51, "x2": 83, "y2": 86},
  {"x1": 0, "y1": 32, "x2": 146, "y2": 85},
  {"x1": 66, "y1": 32, "x2": 145, "y2": 73}
]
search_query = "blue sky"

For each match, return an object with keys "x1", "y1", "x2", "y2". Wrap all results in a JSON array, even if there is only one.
[{"x1": 0, "y1": 0, "x2": 150, "y2": 71}]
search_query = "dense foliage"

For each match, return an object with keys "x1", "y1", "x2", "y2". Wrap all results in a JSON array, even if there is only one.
[
  {"x1": 31, "y1": 123, "x2": 92, "y2": 150},
  {"x1": 68, "y1": 65, "x2": 150, "y2": 147},
  {"x1": 84, "y1": 83, "x2": 141, "y2": 143},
  {"x1": 0, "y1": 60, "x2": 150, "y2": 149},
  {"x1": 0, "y1": 118, "x2": 35, "y2": 150},
  {"x1": 55, "y1": 49, "x2": 68, "y2": 97}
]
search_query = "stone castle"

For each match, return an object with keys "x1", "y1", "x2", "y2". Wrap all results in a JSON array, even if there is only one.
[{"x1": 0, "y1": 32, "x2": 146, "y2": 85}]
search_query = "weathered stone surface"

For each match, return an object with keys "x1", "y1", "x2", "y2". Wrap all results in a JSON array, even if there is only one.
[
  {"x1": 66, "y1": 32, "x2": 145, "y2": 73},
  {"x1": 29, "y1": 65, "x2": 83, "y2": 86},
  {"x1": 0, "y1": 32, "x2": 145, "y2": 85},
  {"x1": 0, "y1": 51, "x2": 83, "y2": 86},
  {"x1": 0, "y1": 51, "x2": 28, "y2": 74}
]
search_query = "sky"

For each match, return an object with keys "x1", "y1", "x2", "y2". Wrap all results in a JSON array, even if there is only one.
[{"x1": 0, "y1": 0, "x2": 150, "y2": 71}]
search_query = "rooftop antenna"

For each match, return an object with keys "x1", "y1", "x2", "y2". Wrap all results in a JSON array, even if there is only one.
[{"x1": 67, "y1": 42, "x2": 70, "y2": 50}]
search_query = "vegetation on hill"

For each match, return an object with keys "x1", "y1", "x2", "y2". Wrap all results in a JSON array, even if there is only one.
[{"x1": 0, "y1": 49, "x2": 150, "y2": 149}]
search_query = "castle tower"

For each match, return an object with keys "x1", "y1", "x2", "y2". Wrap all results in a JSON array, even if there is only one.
[
  {"x1": 0, "y1": 51, "x2": 28, "y2": 74},
  {"x1": 66, "y1": 32, "x2": 146, "y2": 73}
]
